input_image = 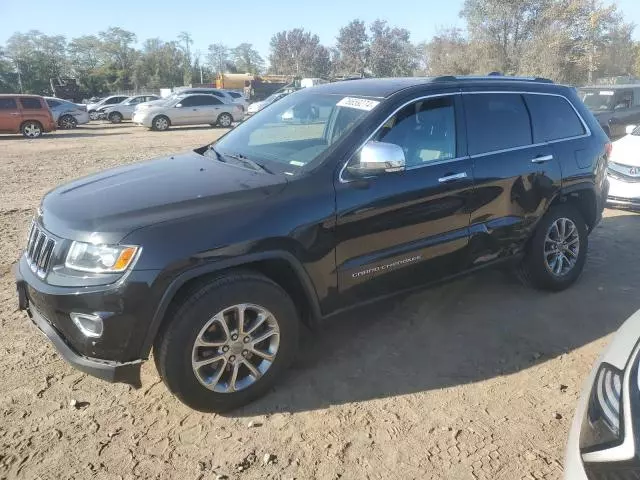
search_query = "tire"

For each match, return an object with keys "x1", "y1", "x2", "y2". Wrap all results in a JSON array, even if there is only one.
[
  {"x1": 21, "y1": 121, "x2": 43, "y2": 138},
  {"x1": 217, "y1": 112, "x2": 233, "y2": 128},
  {"x1": 154, "y1": 272, "x2": 299, "y2": 412},
  {"x1": 517, "y1": 204, "x2": 588, "y2": 291},
  {"x1": 152, "y1": 115, "x2": 170, "y2": 131},
  {"x1": 108, "y1": 111, "x2": 123, "y2": 124},
  {"x1": 58, "y1": 114, "x2": 77, "y2": 129},
  {"x1": 88, "y1": 110, "x2": 99, "y2": 121}
]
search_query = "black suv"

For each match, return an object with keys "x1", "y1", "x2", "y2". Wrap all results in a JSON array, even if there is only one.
[{"x1": 15, "y1": 76, "x2": 610, "y2": 412}]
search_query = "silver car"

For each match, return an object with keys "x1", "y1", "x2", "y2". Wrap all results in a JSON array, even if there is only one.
[
  {"x1": 101, "y1": 95, "x2": 160, "y2": 123},
  {"x1": 86, "y1": 95, "x2": 129, "y2": 120},
  {"x1": 132, "y1": 93, "x2": 244, "y2": 131},
  {"x1": 45, "y1": 97, "x2": 90, "y2": 129}
]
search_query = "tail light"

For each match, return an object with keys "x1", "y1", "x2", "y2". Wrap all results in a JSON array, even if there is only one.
[{"x1": 605, "y1": 142, "x2": 612, "y2": 158}]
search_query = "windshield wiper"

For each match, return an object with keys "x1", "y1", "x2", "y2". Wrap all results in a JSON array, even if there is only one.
[{"x1": 206, "y1": 146, "x2": 272, "y2": 174}]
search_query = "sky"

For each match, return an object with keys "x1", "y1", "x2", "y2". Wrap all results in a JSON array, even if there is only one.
[{"x1": 1, "y1": 0, "x2": 639, "y2": 62}]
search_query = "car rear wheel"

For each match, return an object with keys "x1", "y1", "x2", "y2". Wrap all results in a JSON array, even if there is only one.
[
  {"x1": 58, "y1": 114, "x2": 77, "y2": 129},
  {"x1": 21, "y1": 121, "x2": 43, "y2": 138},
  {"x1": 88, "y1": 110, "x2": 99, "y2": 121},
  {"x1": 108, "y1": 111, "x2": 123, "y2": 124},
  {"x1": 152, "y1": 115, "x2": 170, "y2": 131},
  {"x1": 154, "y1": 272, "x2": 299, "y2": 412},
  {"x1": 217, "y1": 113, "x2": 233, "y2": 128},
  {"x1": 517, "y1": 204, "x2": 588, "y2": 291}
]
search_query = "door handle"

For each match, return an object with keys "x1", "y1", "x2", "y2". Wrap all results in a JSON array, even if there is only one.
[
  {"x1": 531, "y1": 154, "x2": 554, "y2": 164},
  {"x1": 438, "y1": 172, "x2": 467, "y2": 183},
  {"x1": 9, "y1": 112, "x2": 20, "y2": 116}
]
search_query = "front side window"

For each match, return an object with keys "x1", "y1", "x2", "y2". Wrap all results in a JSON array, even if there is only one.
[
  {"x1": 211, "y1": 91, "x2": 376, "y2": 172},
  {"x1": 614, "y1": 90, "x2": 633, "y2": 110},
  {"x1": 464, "y1": 93, "x2": 532, "y2": 155},
  {"x1": 525, "y1": 94, "x2": 585, "y2": 142},
  {"x1": 20, "y1": 98, "x2": 43, "y2": 109},
  {"x1": 370, "y1": 97, "x2": 456, "y2": 167},
  {"x1": 580, "y1": 89, "x2": 615, "y2": 111},
  {"x1": 178, "y1": 96, "x2": 206, "y2": 107}
]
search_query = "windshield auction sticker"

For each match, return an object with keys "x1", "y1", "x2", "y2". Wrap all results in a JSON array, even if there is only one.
[{"x1": 337, "y1": 97, "x2": 380, "y2": 111}]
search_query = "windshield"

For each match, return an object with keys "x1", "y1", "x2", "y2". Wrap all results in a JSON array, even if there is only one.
[
  {"x1": 580, "y1": 89, "x2": 616, "y2": 111},
  {"x1": 210, "y1": 90, "x2": 379, "y2": 174}
]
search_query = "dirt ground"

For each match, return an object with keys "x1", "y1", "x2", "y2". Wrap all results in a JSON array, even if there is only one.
[{"x1": 1, "y1": 123, "x2": 639, "y2": 480}]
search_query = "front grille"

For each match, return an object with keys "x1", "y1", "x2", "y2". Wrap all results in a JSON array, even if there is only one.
[
  {"x1": 585, "y1": 463, "x2": 640, "y2": 480},
  {"x1": 25, "y1": 223, "x2": 56, "y2": 278}
]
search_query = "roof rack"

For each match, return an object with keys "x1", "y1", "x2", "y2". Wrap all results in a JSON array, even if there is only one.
[{"x1": 432, "y1": 75, "x2": 554, "y2": 84}]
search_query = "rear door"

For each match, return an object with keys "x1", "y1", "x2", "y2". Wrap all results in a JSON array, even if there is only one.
[
  {"x1": 197, "y1": 95, "x2": 224, "y2": 124},
  {"x1": 464, "y1": 91, "x2": 562, "y2": 265},
  {"x1": 0, "y1": 97, "x2": 21, "y2": 132},
  {"x1": 19, "y1": 97, "x2": 51, "y2": 130}
]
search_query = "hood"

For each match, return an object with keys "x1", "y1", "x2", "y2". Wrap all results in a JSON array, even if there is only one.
[
  {"x1": 41, "y1": 150, "x2": 287, "y2": 243},
  {"x1": 611, "y1": 134, "x2": 640, "y2": 166},
  {"x1": 137, "y1": 99, "x2": 170, "y2": 110}
]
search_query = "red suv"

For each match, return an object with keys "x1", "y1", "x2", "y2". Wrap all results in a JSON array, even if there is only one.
[{"x1": 0, "y1": 94, "x2": 56, "y2": 138}]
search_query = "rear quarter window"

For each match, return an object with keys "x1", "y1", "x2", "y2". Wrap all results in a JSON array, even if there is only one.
[
  {"x1": 20, "y1": 98, "x2": 43, "y2": 109},
  {"x1": 524, "y1": 94, "x2": 586, "y2": 142},
  {"x1": 464, "y1": 93, "x2": 532, "y2": 155}
]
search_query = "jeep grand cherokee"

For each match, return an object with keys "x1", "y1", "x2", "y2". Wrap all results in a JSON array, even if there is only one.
[{"x1": 15, "y1": 76, "x2": 610, "y2": 412}]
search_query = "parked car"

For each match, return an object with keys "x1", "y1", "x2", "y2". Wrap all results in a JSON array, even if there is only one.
[
  {"x1": 579, "y1": 85, "x2": 640, "y2": 139},
  {"x1": 86, "y1": 95, "x2": 129, "y2": 120},
  {"x1": 15, "y1": 76, "x2": 610, "y2": 412},
  {"x1": 45, "y1": 97, "x2": 89, "y2": 129},
  {"x1": 223, "y1": 90, "x2": 249, "y2": 113},
  {"x1": 565, "y1": 308, "x2": 640, "y2": 479},
  {"x1": 0, "y1": 94, "x2": 56, "y2": 138},
  {"x1": 100, "y1": 95, "x2": 160, "y2": 123},
  {"x1": 133, "y1": 88, "x2": 235, "y2": 115},
  {"x1": 606, "y1": 124, "x2": 640, "y2": 208},
  {"x1": 246, "y1": 91, "x2": 288, "y2": 115},
  {"x1": 132, "y1": 93, "x2": 243, "y2": 130}
]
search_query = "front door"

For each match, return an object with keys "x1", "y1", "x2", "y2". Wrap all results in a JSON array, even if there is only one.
[
  {"x1": 463, "y1": 91, "x2": 563, "y2": 264},
  {"x1": 334, "y1": 94, "x2": 475, "y2": 307},
  {"x1": 0, "y1": 97, "x2": 22, "y2": 133}
]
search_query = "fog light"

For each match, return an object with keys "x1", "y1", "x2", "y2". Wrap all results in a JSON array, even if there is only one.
[{"x1": 70, "y1": 312, "x2": 103, "y2": 338}]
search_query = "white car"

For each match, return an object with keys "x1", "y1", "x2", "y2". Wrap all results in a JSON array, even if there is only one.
[
  {"x1": 132, "y1": 93, "x2": 243, "y2": 131},
  {"x1": 607, "y1": 124, "x2": 640, "y2": 208},
  {"x1": 101, "y1": 95, "x2": 160, "y2": 123},
  {"x1": 565, "y1": 308, "x2": 640, "y2": 479},
  {"x1": 86, "y1": 95, "x2": 129, "y2": 120},
  {"x1": 246, "y1": 92, "x2": 288, "y2": 116}
]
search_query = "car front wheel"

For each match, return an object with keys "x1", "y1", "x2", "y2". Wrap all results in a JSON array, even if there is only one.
[
  {"x1": 518, "y1": 204, "x2": 588, "y2": 291},
  {"x1": 108, "y1": 111, "x2": 123, "y2": 124},
  {"x1": 154, "y1": 272, "x2": 299, "y2": 412},
  {"x1": 152, "y1": 115, "x2": 170, "y2": 131},
  {"x1": 88, "y1": 110, "x2": 99, "y2": 121}
]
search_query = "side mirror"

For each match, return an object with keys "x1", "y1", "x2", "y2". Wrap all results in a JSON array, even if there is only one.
[
  {"x1": 347, "y1": 141, "x2": 406, "y2": 177},
  {"x1": 626, "y1": 125, "x2": 637, "y2": 135},
  {"x1": 175, "y1": 103, "x2": 182, "y2": 108}
]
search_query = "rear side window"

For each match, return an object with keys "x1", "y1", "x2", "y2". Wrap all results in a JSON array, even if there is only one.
[
  {"x1": 0, "y1": 98, "x2": 18, "y2": 109},
  {"x1": 464, "y1": 93, "x2": 532, "y2": 155},
  {"x1": 46, "y1": 99, "x2": 61, "y2": 108},
  {"x1": 228, "y1": 92, "x2": 242, "y2": 99},
  {"x1": 524, "y1": 94, "x2": 585, "y2": 142},
  {"x1": 20, "y1": 98, "x2": 43, "y2": 109}
]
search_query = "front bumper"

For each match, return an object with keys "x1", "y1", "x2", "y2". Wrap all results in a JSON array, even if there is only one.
[
  {"x1": 132, "y1": 113, "x2": 152, "y2": 127},
  {"x1": 565, "y1": 309, "x2": 640, "y2": 479},
  {"x1": 606, "y1": 174, "x2": 640, "y2": 207},
  {"x1": 13, "y1": 258, "x2": 160, "y2": 387}
]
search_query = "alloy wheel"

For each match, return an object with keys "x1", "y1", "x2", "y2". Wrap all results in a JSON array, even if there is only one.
[
  {"x1": 23, "y1": 122, "x2": 42, "y2": 138},
  {"x1": 219, "y1": 114, "x2": 232, "y2": 127},
  {"x1": 544, "y1": 217, "x2": 580, "y2": 276},
  {"x1": 191, "y1": 304, "x2": 280, "y2": 393},
  {"x1": 59, "y1": 115, "x2": 77, "y2": 129},
  {"x1": 154, "y1": 117, "x2": 169, "y2": 130}
]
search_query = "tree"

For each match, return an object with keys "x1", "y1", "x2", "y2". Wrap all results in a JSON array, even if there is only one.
[
  {"x1": 98, "y1": 27, "x2": 137, "y2": 90},
  {"x1": 207, "y1": 43, "x2": 230, "y2": 75},
  {"x1": 0, "y1": 48, "x2": 18, "y2": 93},
  {"x1": 417, "y1": 28, "x2": 477, "y2": 76},
  {"x1": 134, "y1": 38, "x2": 186, "y2": 89},
  {"x1": 336, "y1": 20, "x2": 369, "y2": 76},
  {"x1": 178, "y1": 31, "x2": 193, "y2": 85},
  {"x1": 232, "y1": 43, "x2": 264, "y2": 74},
  {"x1": 368, "y1": 20, "x2": 416, "y2": 77},
  {"x1": 268, "y1": 29, "x2": 328, "y2": 76}
]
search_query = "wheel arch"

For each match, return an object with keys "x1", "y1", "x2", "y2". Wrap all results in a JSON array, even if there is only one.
[
  {"x1": 551, "y1": 184, "x2": 599, "y2": 232},
  {"x1": 141, "y1": 251, "x2": 321, "y2": 358}
]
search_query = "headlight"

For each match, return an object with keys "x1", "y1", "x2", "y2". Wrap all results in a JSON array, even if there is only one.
[
  {"x1": 65, "y1": 242, "x2": 140, "y2": 273},
  {"x1": 580, "y1": 363, "x2": 624, "y2": 452}
]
